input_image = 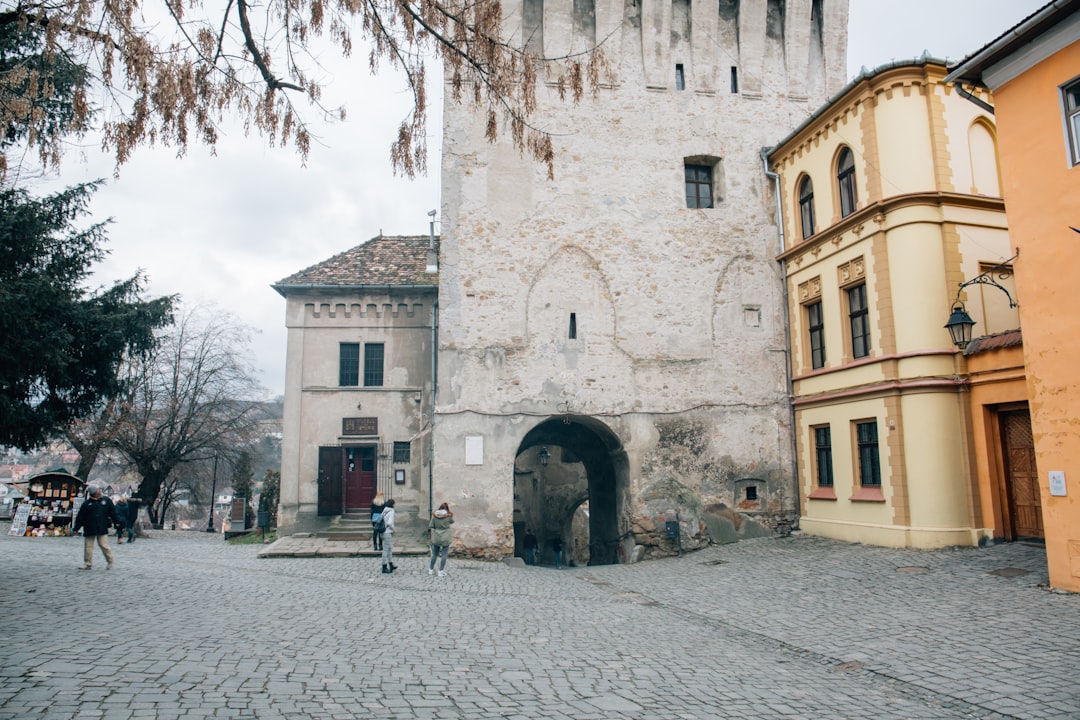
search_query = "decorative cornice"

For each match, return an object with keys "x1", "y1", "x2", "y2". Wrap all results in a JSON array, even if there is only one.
[
  {"x1": 793, "y1": 376, "x2": 964, "y2": 408},
  {"x1": 777, "y1": 192, "x2": 1007, "y2": 263}
]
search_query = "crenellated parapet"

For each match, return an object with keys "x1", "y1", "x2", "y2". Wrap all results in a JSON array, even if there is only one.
[
  {"x1": 304, "y1": 302, "x2": 429, "y2": 323},
  {"x1": 500, "y1": 0, "x2": 848, "y2": 97}
]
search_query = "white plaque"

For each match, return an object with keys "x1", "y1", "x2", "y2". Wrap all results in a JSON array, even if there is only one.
[
  {"x1": 465, "y1": 435, "x2": 484, "y2": 465},
  {"x1": 1048, "y1": 471, "x2": 1067, "y2": 497}
]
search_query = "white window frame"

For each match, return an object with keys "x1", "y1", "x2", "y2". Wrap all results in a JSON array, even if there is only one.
[{"x1": 1063, "y1": 76, "x2": 1080, "y2": 167}]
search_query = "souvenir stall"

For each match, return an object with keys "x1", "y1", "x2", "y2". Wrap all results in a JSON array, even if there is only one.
[{"x1": 17, "y1": 472, "x2": 85, "y2": 536}]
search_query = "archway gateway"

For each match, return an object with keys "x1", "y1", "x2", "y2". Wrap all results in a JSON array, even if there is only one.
[{"x1": 513, "y1": 416, "x2": 629, "y2": 566}]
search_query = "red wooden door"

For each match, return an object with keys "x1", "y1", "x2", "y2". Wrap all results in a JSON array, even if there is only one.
[
  {"x1": 1002, "y1": 410, "x2": 1042, "y2": 540},
  {"x1": 344, "y1": 446, "x2": 377, "y2": 512}
]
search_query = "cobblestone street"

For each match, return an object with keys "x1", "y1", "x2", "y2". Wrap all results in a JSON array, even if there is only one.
[{"x1": 0, "y1": 531, "x2": 1076, "y2": 719}]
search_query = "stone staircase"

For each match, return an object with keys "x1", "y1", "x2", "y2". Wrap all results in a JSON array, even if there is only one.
[{"x1": 317, "y1": 504, "x2": 430, "y2": 554}]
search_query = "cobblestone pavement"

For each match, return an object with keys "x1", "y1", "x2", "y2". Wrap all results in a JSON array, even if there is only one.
[{"x1": 0, "y1": 530, "x2": 1077, "y2": 719}]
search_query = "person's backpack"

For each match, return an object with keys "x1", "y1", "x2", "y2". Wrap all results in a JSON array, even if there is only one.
[{"x1": 373, "y1": 514, "x2": 386, "y2": 534}]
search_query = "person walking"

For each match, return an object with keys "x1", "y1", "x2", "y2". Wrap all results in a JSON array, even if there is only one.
[
  {"x1": 72, "y1": 486, "x2": 121, "y2": 570},
  {"x1": 523, "y1": 529, "x2": 538, "y2": 566},
  {"x1": 551, "y1": 536, "x2": 564, "y2": 569},
  {"x1": 380, "y1": 498, "x2": 396, "y2": 574},
  {"x1": 123, "y1": 496, "x2": 142, "y2": 543},
  {"x1": 370, "y1": 491, "x2": 386, "y2": 551},
  {"x1": 114, "y1": 497, "x2": 128, "y2": 544},
  {"x1": 428, "y1": 502, "x2": 454, "y2": 577}
]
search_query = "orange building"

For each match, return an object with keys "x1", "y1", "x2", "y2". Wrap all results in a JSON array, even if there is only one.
[{"x1": 947, "y1": 1, "x2": 1080, "y2": 592}]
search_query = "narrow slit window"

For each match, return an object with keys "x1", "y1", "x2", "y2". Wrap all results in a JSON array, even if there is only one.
[
  {"x1": 569, "y1": 313, "x2": 577, "y2": 339},
  {"x1": 675, "y1": 64, "x2": 685, "y2": 90},
  {"x1": 730, "y1": 67, "x2": 739, "y2": 94}
]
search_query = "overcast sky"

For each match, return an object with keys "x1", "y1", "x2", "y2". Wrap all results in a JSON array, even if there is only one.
[{"x1": 30, "y1": 0, "x2": 1046, "y2": 398}]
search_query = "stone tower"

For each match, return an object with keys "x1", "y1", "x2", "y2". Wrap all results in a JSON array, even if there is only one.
[{"x1": 434, "y1": 0, "x2": 849, "y2": 564}]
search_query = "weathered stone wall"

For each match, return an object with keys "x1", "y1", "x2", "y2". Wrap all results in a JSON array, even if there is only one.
[{"x1": 433, "y1": 0, "x2": 849, "y2": 557}]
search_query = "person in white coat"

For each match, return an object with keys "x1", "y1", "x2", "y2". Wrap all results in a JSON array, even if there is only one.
[{"x1": 380, "y1": 498, "x2": 397, "y2": 574}]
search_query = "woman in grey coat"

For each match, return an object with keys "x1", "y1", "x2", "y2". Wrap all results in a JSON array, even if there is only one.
[
  {"x1": 380, "y1": 498, "x2": 396, "y2": 574},
  {"x1": 428, "y1": 502, "x2": 454, "y2": 577}
]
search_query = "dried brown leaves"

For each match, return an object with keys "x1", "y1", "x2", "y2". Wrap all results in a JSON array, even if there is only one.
[{"x1": 1, "y1": 0, "x2": 606, "y2": 178}]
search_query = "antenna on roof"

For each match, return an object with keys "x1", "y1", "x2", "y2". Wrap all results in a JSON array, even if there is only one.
[{"x1": 426, "y1": 210, "x2": 438, "y2": 274}]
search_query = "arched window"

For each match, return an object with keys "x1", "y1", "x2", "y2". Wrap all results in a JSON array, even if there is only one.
[
  {"x1": 968, "y1": 120, "x2": 1001, "y2": 196},
  {"x1": 798, "y1": 175, "x2": 815, "y2": 239},
  {"x1": 837, "y1": 147, "x2": 857, "y2": 218}
]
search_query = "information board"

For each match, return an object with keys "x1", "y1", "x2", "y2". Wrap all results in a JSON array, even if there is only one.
[
  {"x1": 230, "y1": 497, "x2": 247, "y2": 530},
  {"x1": 7, "y1": 504, "x2": 30, "y2": 536}
]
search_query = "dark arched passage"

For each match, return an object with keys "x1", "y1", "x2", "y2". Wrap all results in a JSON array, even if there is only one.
[{"x1": 513, "y1": 416, "x2": 628, "y2": 566}]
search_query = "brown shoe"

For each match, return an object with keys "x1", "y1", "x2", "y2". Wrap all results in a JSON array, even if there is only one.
[{"x1": 79, "y1": 564, "x2": 91, "y2": 570}]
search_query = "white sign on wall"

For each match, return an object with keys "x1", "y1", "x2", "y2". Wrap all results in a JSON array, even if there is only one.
[
  {"x1": 1049, "y1": 471, "x2": 1067, "y2": 497},
  {"x1": 465, "y1": 435, "x2": 484, "y2": 465}
]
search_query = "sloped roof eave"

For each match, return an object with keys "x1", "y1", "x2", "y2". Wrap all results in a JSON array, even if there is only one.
[
  {"x1": 272, "y1": 281, "x2": 439, "y2": 298},
  {"x1": 944, "y1": 0, "x2": 1080, "y2": 86}
]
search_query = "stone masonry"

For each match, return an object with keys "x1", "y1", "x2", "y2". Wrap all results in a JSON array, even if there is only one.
[{"x1": 432, "y1": 0, "x2": 851, "y2": 561}]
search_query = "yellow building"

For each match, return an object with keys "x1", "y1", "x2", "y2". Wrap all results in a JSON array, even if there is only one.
[
  {"x1": 947, "y1": 1, "x2": 1080, "y2": 592},
  {"x1": 768, "y1": 59, "x2": 1020, "y2": 548}
]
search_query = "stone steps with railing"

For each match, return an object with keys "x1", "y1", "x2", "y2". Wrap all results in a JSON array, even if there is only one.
[{"x1": 316, "y1": 505, "x2": 429, "y2": 553}]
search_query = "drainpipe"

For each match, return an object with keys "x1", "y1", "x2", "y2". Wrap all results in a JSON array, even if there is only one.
[
  {"x1": 761, "y1": 147, "x2": 801, "y2": 523},
  {"x1": 427, "y1": 209, "x2": 438, "y2": 517},
  {"x1": 429, "y1": 298, "x2": 437, "y2": 517},
  {"x1": 952, "y1": 83, "x2": 994, "y2": 114},
  {"x1": 761, "y1": 147, "x2": 786, "y2": 252}
]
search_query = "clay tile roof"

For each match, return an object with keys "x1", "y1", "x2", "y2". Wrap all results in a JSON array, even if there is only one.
[
  {"x1": 964, "y1": 329, "x2": 1023, "y2": 356},
  {"x1": 273, "y1": 235, "x2": 439, "y2": 295}
]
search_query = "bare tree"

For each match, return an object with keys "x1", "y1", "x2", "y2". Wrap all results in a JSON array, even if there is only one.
[
  {"x1": 1, "y1": 0, "x2": 607, "y2": 178},
  {"x1": 63, "y1": 357, "x2": 143, "y2": 480},
  {"x1": 111, "y1": 305, "x2": 267, "y2": 525}
]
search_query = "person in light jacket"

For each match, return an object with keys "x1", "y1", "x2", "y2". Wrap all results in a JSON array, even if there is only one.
[
  {"x1": 72, "y1": 486, "x2": 121, "y2": 570},
  {"x1": 380, "y1": 498, "x2": 397, "y2": 574},
  {"x1": 370, "y1": 491, "x2": 386, "y2": 551},
  {"x1": 427, "y1": 502, "x2": 454, "y2": 577}
]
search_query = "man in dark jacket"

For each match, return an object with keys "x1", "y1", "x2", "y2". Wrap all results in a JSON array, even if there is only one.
[
  {"x1": 73, "y1": 486, "x2": 121, "y2": 570},
  {"x1": 117, "y1": 496, "x2": 141, "y2": 543}
]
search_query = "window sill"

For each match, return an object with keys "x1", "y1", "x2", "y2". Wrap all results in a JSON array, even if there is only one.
[
  {"x1": 807, "y1": 487, "x2": 836, "y2": 500},
  {"x1": 849, "y1": 487, "x2": 885, "y2": 502}
]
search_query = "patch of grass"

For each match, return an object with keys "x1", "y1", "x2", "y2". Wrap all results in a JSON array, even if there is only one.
[{"x1": 227, "y1": 530, "x2": 277, "y2": 545}]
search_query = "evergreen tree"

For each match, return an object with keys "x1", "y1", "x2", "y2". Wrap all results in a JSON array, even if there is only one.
[
  {"x1": 0, "y1": 181, "x2": 174, "y2": 449},
  {"x1": 230, "y1": 450, "x2": 255, "y2": 529},
  {"x1": 259, "y1": 469, "x2": 280, "y2": 528}
]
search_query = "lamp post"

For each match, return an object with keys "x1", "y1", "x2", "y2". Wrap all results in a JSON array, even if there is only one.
[
  {"x1": 206, "y1": 456, "x2": 217, "y2": 533},
  {"x1": 944, "y1": 252, "x2": 1019, "y2": 349}
]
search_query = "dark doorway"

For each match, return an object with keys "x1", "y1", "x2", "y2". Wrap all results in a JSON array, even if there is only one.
[
  {"x1": 514, "y1": 416, "x2": 628, "y2": 566},
  {"x1": 317, "y1": 446, "x2": 343, "y2": 516}
]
